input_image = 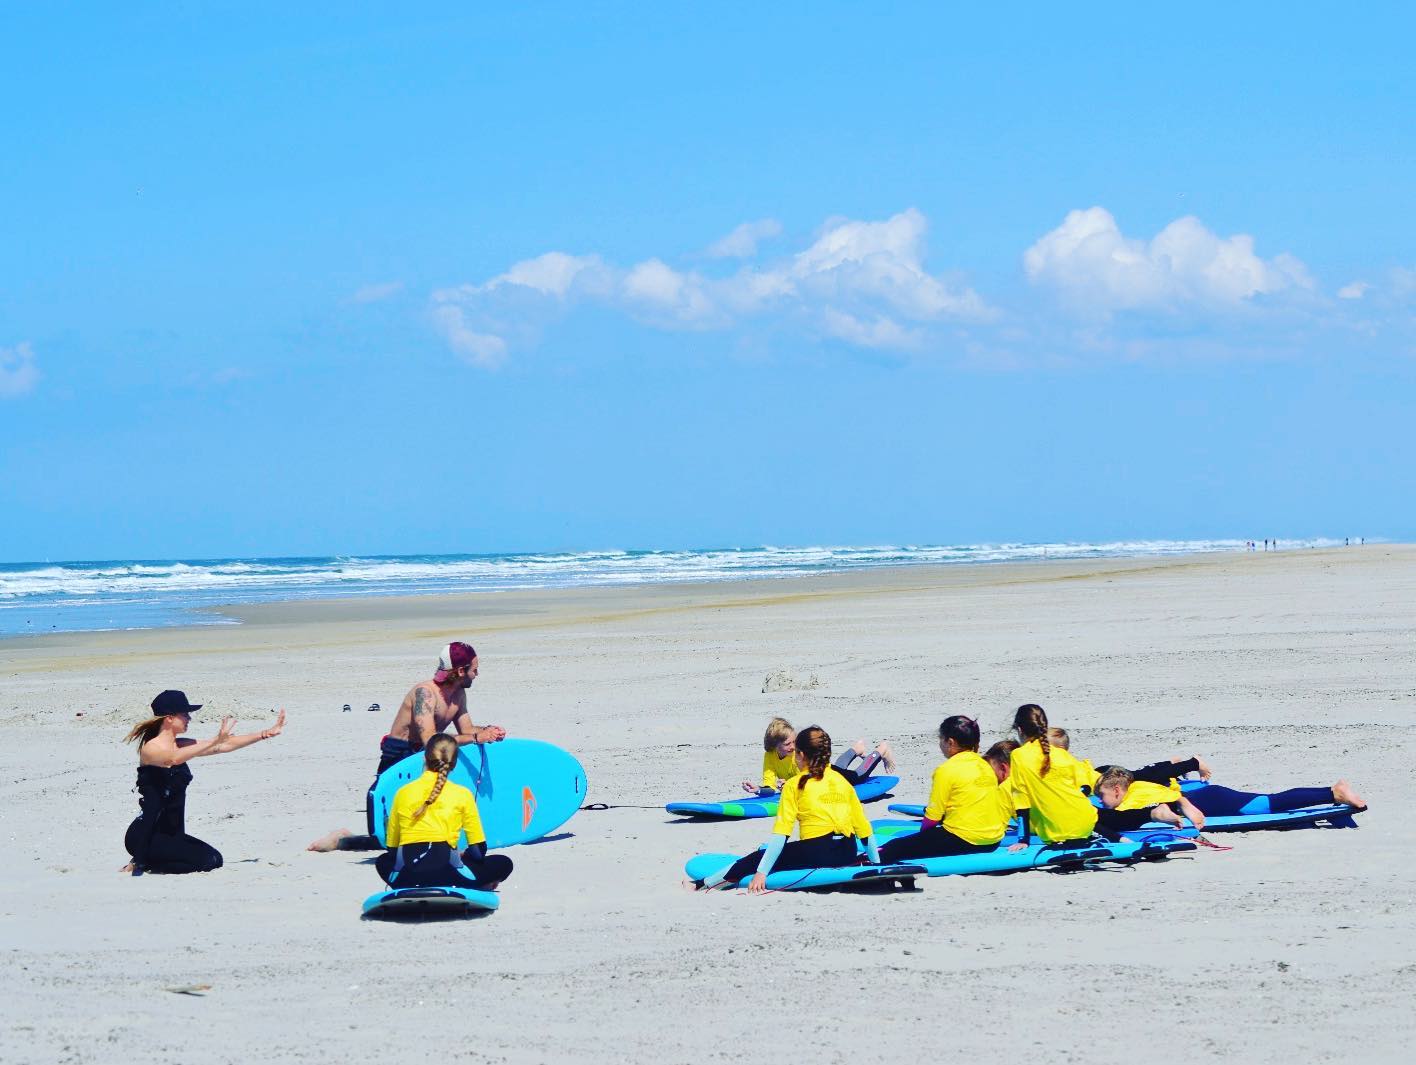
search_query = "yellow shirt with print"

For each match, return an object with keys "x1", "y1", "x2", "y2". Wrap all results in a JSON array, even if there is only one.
[
  {"x1": 761, "y1": 749, "x2": 800, "y2": 790},
  {"x1": 772, "y1": 768, "x2": 872, "y2": 841},
  {"x1": 924, "y1": 751, "x2": 1012, "y2": 846},
  {"x1": 1008, "y1": 740, "x2": 1098, "y2": 842},
  {"x1": 1118, "y1": 778, "x2": 1182, "y2": 811},
  {"x1": 386, "y1": 770, "x2": 486, "y2": 848}
]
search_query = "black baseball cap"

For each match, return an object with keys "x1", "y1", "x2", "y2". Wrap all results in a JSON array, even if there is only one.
[{"x1": 151, "y1": 690, "x2": 202, "y2": 716}]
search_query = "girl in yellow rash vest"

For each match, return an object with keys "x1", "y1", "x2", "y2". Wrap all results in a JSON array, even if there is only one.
[
  {"x1": 880, "y1": 716, "x2": 1012, "y2": 862},
  {"x1": 1007, "y1": 704, "x2": 1098, "y2": 845},
  {"x1": 375, "y1": 734, "x2": 513, "y2": 890},
  {"x1": 742, "y1": 717, "x2": 895, "y2": 795},
  {"x1": 704, "y1": 726, "x2": 882, "y2": 894}
]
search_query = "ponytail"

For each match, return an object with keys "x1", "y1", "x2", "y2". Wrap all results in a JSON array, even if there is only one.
[
  {"x1": 794, "y1": 725, "x2": 832, "y2": 792},
  {"x1": 123, "y1": 716, "x2": 165, "y2": 746},
  {"x1": 1012, "y1": 703, "x2": 1052, "y2": 776},
  {"x1": 411, "y1": 734, "x2": 459, "y2": 822}
]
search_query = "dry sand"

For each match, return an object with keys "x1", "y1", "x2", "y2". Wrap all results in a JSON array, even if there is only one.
[{"x1": 2, "y1": 545, "x2": 1414, "y2": 1064}]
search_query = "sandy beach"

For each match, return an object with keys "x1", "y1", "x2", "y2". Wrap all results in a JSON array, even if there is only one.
[{"x1": 2, "y1": 545, "x2": 1414, "y2": 1064}]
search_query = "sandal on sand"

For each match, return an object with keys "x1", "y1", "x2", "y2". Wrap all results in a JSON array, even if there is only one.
[
  {"x1": 342, "y1": 704, "x2": 351, "y2": 712},
  {"x1": 368, "y1": 703, "x2": 381, "y2": 712}
]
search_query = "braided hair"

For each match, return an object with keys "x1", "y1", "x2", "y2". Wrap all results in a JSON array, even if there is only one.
[
  {"x1": 1012, "y1": 703, "x2": 1052, "y2": 776},
  {"x1": 411, "y1": 734, "x2": 460, "y2": 822},
  {"x1": 794, "y1": 725, "x2": 832, "y2": 792}
]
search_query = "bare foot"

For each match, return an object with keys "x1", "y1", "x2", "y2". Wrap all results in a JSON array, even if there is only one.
[
  {"x1": 306, "y1": 829, "x2": 354, "y2": 852},
  {"x1": 1332, "y1": 780, "x2": 1367, "y2": 809},
  {"x1": 119, "y1": 862, "x2": 135, "y2": 874},
  {"x1": 875, "y1": 741, "x2": 897, "y2": 774},
  {"x1": 849, "y1": 738, "x2": 869, "y2": 759}
]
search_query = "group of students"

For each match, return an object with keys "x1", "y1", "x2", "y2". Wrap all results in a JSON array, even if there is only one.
[
  {"x1": 696, "y1": 704, "x2": 1367, "y2": 893},
  {"x1": 120, "y1": 659, "x2": 1365, "y2": 900}
]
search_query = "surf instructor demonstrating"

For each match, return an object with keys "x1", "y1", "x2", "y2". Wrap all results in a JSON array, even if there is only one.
[{"x1": 308, "y1": 641, "x2": 506, "y2": 852}]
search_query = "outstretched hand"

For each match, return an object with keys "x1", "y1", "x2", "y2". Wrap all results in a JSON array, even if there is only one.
[
  {"x1": 741, "y1": 780, "x2": 759, "y2": 794},
  {"x1": 261, "y1": 708, "x2": 287, "y2": 740},
  {"x1": 215, "y1": 717, "x2": 236, "y2": 744}
]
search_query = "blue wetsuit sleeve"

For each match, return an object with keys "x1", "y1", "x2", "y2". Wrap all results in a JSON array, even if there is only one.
[{"x1": 755, "y1": 834, "x2": 787, "y2": 876}]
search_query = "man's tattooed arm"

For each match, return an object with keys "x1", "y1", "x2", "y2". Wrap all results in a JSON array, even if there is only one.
[{"x1": 410, "y1": 687, "x2": 434, "y2": 748}]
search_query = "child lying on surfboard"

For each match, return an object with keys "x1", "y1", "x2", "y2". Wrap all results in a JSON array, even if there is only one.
[
  {"x1": 1047, "y1": 726, "x2": 1367, "y2": 830},
  {"x1": 705, "y1": 725, "x2": 883, "y2": 893},
  {"x1": 741, "y1": 716, "x2": 895, "y2": 795}
]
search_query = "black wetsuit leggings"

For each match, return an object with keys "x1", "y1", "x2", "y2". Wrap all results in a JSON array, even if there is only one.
[
  {"x1": 879, "y1": 825, "x2": 996, "y2": 863},
  {"x1": 124, "y1": 819, "x2": 223, "y2": 874},
  {"x1": 375, "y1": 842, "x2": 513, "y2": 890},
  {"x1": 718, "y1": 833, "x2": 858, "y2": 885}
]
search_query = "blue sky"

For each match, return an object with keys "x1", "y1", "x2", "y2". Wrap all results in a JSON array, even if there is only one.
[{"x1": 2, "y1": 4, "x2": 1413, "y2": 562}]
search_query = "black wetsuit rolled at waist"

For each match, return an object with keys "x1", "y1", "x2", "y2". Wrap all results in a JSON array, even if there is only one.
[{"x1": 124, "y1": 764, "x2": 222, "y2": 874}]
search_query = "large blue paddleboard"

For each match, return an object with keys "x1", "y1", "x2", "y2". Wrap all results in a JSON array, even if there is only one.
[
  {"x1": 362, "y1": 885, "x2": 499, "y2": 918},
  {"x1": 667, "y1": 775, "x2": 898, "y2": 819},
  {"x1": 684, "y1": 852, "x2": 924, "y2": 891},
  {"x1": 871, "y1": 817, "x2": 1198, "y2": 845},
  {"x1": 370, "y1": 738, "x2": 587, "y2": 848}
]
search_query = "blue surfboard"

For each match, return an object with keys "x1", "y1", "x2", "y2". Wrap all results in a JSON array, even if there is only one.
[
  {"x1": 667, "y1": 775, "x2": 898, "y2": 819},
  {"x1": 370, "y1": 738, "x2": 587, "y2": 848},
  {"x1": 684, "y1": 852, "x2": 924, "y2": 891},
  {"x1": 898, "y1": 835, "x2": 1195, "y2": 878},
  {"x1": 362, "y1": 885, "x2": 500, "y2": 918},
  {"x1": 1134, "y1": 803, "x2": 1361, "y2": 832}
]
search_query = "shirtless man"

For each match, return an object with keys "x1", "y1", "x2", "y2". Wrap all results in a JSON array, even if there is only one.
[
  {"x1": 307, "y1": 641, "x2": 505, "y2": 851},
  {"x1": 376, "y1": 641, "x2": 505, "y2": 775}
]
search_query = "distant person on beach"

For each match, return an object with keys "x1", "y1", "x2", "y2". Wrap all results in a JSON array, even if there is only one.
[
  {"x1": 122, "y1": 690, "x2": 285, "y2": 874},
  {"x1": 742, "y1": 716, "x2": 894, "y2": 794},
  {"x1": 698, "y1": 726, "x2": 882, "y2": 893},
  {"x1": 375, "y1": 734, "x2": 513, "y2": 891},
  {"x1": 308, "y1": 641, "x2": 506, "y2": 851},
  {"x1": 878, "y1": 715, "x2": 1011, "y2": 863}
]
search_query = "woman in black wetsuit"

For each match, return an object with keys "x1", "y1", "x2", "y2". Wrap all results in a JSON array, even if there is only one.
[{"x1": 122, "y1": 689, "x2": 286, "y2": 874}]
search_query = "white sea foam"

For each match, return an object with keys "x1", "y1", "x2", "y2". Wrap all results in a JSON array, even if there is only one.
[{"x1": 0, "y1": 538, "x2": 1351, "y2": 635}]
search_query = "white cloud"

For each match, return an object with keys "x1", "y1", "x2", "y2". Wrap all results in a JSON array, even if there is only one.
[
  {"x1": 429, "y1": 303, "x2": 507, "y2": 368},
  {"x1": 1338, "y1": 280, "x2": 1370, "y2": 300},
  {"x1": 479, "y1": 252, "x2": 611, "y2": 298},
  {"x1": 351, "y1": 281, "x2": 404, "y2": 304},
  {"x1": 428, "y1": 209, "x2": 989, "y2": 362},
  {"x1": 0, "y1": 342, "x2": 39, "y2": 398},
  {"x1": 705, "y1": 218, "x2": 782, "y2": 259},
  {"x1": 1024, "y1": 207, "x2": 1314, "y2": 315}
]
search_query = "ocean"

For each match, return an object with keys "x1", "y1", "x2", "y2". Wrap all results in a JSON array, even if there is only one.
[{"x1": 0, "y1": 538, "x2": 1343, "y2": 637}]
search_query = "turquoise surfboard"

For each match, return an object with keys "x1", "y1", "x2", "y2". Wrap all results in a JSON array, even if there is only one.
[
  {"x1": 370, "y1": 738, "x2": 587, "y2": 848},
  {"x1": 362, "y1": 885, "x2": 500, "y2": 918},
  {"x1": 667, "y1": 775, "x2": 898, "y2": 819},
  {"x1": 684, "y1": 852, "x2": 924, "y2": 891}
]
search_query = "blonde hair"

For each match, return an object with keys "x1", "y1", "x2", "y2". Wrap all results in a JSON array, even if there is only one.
[
  {"x1": 763, "y1": 717, "x2": 794, "y2": 751},
  {"x1": 411, "y1": 735, "x2": 460, "y2": 822},
  {"x1": 1048, "y1": 726, "x2": 1070, "y2": 751},
  {"x1": 123, "y1": 716, "x2": 166, "y2": 746}
]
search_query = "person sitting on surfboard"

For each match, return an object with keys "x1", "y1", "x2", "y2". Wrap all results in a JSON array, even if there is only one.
[
  {"x1": 377, "y1": 734, "x2": 513, "y2": 891},
  {"x1": 308, "y1": 641, "x2": 507, "y2": 851},
  {"x1": 878, "y1": 715, "x2": 1012, "y2": 863},
  {"x1": 121, "y1": 690, "x2": 286, "y2": 875},
  {"x1": 741, "y1": 716, "x2": 895, "y2": 795},
  {"x1": 1006, "y1": 704, "x2": 1098, "y2": 847},
  {"x1": 703, "y1": 725, "x2": 883, "y2": 894}
]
